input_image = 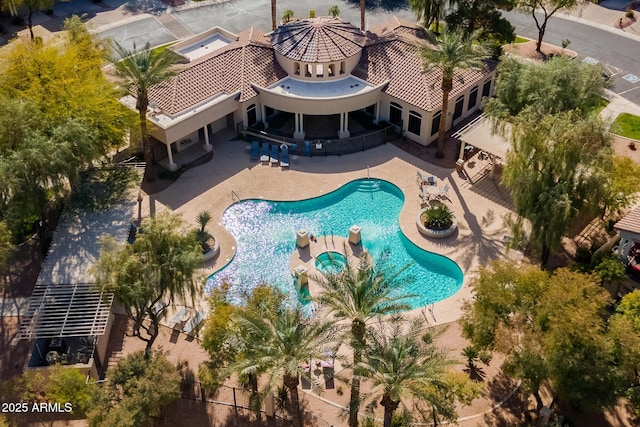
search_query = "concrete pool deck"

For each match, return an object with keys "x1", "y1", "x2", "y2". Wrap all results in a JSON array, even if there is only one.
[{"x1": 140, "y1": 133, "x2": 523, "y2": 325}]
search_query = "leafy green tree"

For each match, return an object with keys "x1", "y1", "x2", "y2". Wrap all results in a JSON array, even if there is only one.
[
  {"x1": 593, "y1": 254, "x2": 627, "y2": 287},
  {"x1": 313, "y1": 249, "x2": 412, "y2": 427},
  {"x1": 0, "y1": 221, "x2": 13, "y2": 274},
  {"x1": 463, "y1": 261, "x2": 617, "y2": 412},
  {"x1": 282, "y1": 9, "x2": 294, "y2": 23},
  {"x1": 87, "y1": 351, "x2": 181, "y2": 427},
  {"x1": 363, "y1": 321, "x2": 459, "y2": 427},
  {"x1": 515, "y1": 0, "x2": 586, "y2": 54},
  {"x1": 409, "y1": 0, "x2": 451, "y2": 31},
  {"x1": 601, "y1": 156, "x2": 640, "y2": 218},
  {"x1": 92, "y1": 212, "x2": 202, "y2": 356},
  {"x1": 111, "y1": 42, "x2": 178, "y2": 181},
  {"x1": 420, "y1": 29, "x2": 489, "y2": 159},
  {"x1": 229, "y1": 304, "x2": 335, "y2": 427},
  {"x1": 483, "y1": 56, "x2": 608, "y2": 121},
  {"x1": 501, "y1": 112, "x2": 611, "y2": 265},
  {"x1": 329, "y1": 5, "x2": 340, "y2": 17},
  {"x1": 45, "y1": 365, "x2": 94, "y2": 417}
]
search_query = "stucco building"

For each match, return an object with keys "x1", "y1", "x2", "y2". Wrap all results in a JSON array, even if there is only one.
[{"x1": 127, "y1": 16, "x2": 497, "y2": 170}]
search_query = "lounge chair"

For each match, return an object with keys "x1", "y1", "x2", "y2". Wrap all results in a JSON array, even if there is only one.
[
  {"x1": 280, "y1": 144, "x2": 290, "y2": 168},
  {"x1": 416, "y1": 169, "x2": 435, "y2": 185},
  {"x1": 270, "y1": 144, "x2": 279, "y2": 165},
  {"x1": 169, "y1": 307, "x2": 187, "y2": 328},
  {"x1": 260, "y1": 142, "x2": 269, "y2": 163},
  {"x1": 182, "y1": 309, "x2": 207, "y2": 337},
  {"x1": 437, "y1": 183, "x2": 451, "y2": 200},
  {"x1": 249, "y1": 141, "x2": 259, "y2": 160}
]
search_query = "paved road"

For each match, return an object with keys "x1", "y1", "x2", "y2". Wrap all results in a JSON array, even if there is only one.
[{"x1": 503, "y1": 10, "x2": 640, "y2": 105}]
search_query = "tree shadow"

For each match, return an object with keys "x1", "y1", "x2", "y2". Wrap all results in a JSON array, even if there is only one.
[
  {"x1": 463, "y1": 365, "x2": 487, "y2": 382},
  {"x1": 482, "y1": 371, "x2": 530, "y2": 427}
]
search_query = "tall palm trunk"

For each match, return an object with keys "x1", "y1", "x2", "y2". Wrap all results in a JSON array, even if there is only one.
[
  {"x1": 360, "y1": 0, "x2": 366, "y2": 31},
  {"x1": 284, "y1": 374, "x2": 302, "y2": 427},
  {"x1": 380, "y1": 394, "x2": 400, "y2": 427},
  {"x1": 136, "y1": 93, "x2": 154, "y2": 181},
  {"x1": 248, "y1": 374, "x2": 261, "y2": 421},
  {"x1": 271, "y1": 0, "x2": 277, "y2": 30},
  {"x1": 349, "y1": 320, "x2": 366, "y2": 427},
  {"x1": 436, "y1": 78, "x2": 452, "y2": 158}
]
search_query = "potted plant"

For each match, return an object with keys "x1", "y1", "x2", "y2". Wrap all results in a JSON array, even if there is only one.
[
  {"x1": 195, "y1": 211, "x2": 219, "y2": 261},
  {"x1": 416, "y1": 204, "x2": 458, "y2": 238}
]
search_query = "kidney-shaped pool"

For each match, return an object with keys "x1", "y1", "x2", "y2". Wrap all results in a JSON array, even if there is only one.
[{"x1": 206, "y1": 179, "x2": 463, "y2": 310}]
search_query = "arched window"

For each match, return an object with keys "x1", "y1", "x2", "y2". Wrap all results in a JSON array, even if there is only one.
[
  {"x1": 408, "y1": 111, "x2": 422, "y2": 135},
  {"x1": 339, "y1": 61, "x2": 346, "y2": 75},
  {"x1": 453, "y1": 96, "x2": 464, "y2": 120},
  {"x1": 305, "y1": 64, "x2": 312, "y2": 77},
  {"x1": 328, "y1": 64, "x2": 335, "y2": 77},
  {"x1": 294, "y1": 62, "x2": 300, "y2": 75},
  {"x1": 431, "y1": 111, "x2": 441, "y2": 136},
  {"x1": 316, "y1": 64, "x2": 324, "y2": 78},
  {"x1": 389, "y1": 102, "x2": 402, "y2": 126},
  {"x1": 482, "y1": 80, "x2": 492, "y2": 98}
]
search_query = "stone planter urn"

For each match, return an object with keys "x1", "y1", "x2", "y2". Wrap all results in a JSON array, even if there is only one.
[
  {"x1": 202, "y1": 235, "x2": 220, "y2": 262},
  {"x1": 416, "y1": 207, "x2": 458, "y2": 239}
]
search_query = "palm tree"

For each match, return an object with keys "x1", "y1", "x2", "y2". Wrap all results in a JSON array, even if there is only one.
[
  {"x1": 271, "y1": 0, "x2": 277, "y2": 30},
  {"x1": 111, "y1": 42, "x2": 178, "y2": 181},
  {"x1": 420, "y1": 29, "x2": 489, "y2": 159},
  {"x1": 282, "y1": 9, "x2": 294, "y2": 24},
  {"x1": 313, "y1": 249, "x2": 413, "y2": 427},
  {"x1": 329, "y1": 5, "x2": 340, "y2": 17},
  {"x1": 360, "y1": 0, "x2": 366, "y2": 31},
  {"x1": 230, "y1": 305, "x2": 335, "y2": 427},
  {"x1": 364, "y1": 322, "x2": 455, "y2": 427},
  {"x1": 408, "y1": 0, "x2": 449, "y2": 33}
]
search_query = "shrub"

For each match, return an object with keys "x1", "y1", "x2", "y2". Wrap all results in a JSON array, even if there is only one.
[
  {"x1": 626, "y1": 9, "x2": 635, "y2": 18},
  {"x1": 423, "y1": 204, "x2": 453, "y2": 230}
]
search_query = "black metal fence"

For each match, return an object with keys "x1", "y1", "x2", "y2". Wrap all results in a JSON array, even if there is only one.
[
  {"x1": 242, "y1": 126, "x2": 399, "y2": 157},
  {"x1": 179, "y1": 380, "x2": 335, "y2": 427}
]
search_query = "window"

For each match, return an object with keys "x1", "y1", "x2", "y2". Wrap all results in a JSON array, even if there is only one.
[
  {"x1": 453, "y1": 96, "x2": 464, "y2": 120},
  {"x1": 408, "y1": 111, "x2": 422, "y2": 135},
  {"x1": 328, "y1": 64, "x2": 335, "y2": 77},
  {"x1": 316, "y1": 64, "x2": 324, "y2": 78},
  {"x1": 339, "y1": 61, "x2": 345, "y2": 75},
  {"x1": 247, "y1": 104, "x2": 257, "y2": 126},
  {"x1": 294, "y1": 62, "x2": 300, "y2": 75},
  {"x1": 431, "y1": 111, "x2": 441, "y2": 136},
  {"x1": 468, "y1": 86, "x2": 478, "y2": 110},
  {"x1": 482, "y1": 80, "x2": 492, "y2": 98},
  {"x1": 305, "y1": 64, "x2": 312, "y2": 77},
  {"x1": 389, "y1": 102, "x2": 402, "y2": 126}
]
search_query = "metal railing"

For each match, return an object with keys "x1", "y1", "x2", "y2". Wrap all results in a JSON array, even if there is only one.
[{"x1": 242, "y1": 125, "x2": 399, "y2": 157}]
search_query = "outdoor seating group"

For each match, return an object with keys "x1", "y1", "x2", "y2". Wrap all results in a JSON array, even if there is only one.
[
  {"x1": 250, "y1": 141, "x2": 290, "y2": 168},
  {"x1": 416, "y1": 169, "x2": 450, "y2": 203}
]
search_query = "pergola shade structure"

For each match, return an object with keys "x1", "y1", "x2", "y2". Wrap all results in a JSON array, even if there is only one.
[
  {"x1": 615, "y1": 205, "x2": 640, "y2": 278},
  {"x1": 453, "y1": 115, "x2": 511, "y2": 163},
  {"x1": 20, "y1": 283, "x2": 113, "y2": 340}
]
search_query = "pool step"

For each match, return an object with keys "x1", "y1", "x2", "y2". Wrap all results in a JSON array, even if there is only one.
[{"x1": 355, "y1": 181, "x2": 382, "y2": 192}]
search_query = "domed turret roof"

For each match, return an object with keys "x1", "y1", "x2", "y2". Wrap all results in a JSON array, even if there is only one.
[{"x1": 271, "y1": 17, "x2": 366, "y2": 63}]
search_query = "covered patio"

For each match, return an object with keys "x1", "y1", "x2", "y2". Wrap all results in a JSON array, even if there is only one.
[
  {"x1": 615, "y1": 205, "x2": 640, "y2": 281},
  {"x1": 453, "y1": 115, "x2": 511, "y2": 179}
]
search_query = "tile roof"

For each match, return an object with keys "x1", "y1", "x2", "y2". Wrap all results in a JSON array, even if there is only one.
[
  {"x1": 615, "y1": 205, "x2": 640, "y2": 234},
  {"x1": 148, "y1": 29, "x2": 286, "y2": 115},
  {"x1": 353, "y1": 19, "x2": 497, "y2": 112},
  {"x1": 271, "y1": 17, "x2": 366, "y2": 62}
]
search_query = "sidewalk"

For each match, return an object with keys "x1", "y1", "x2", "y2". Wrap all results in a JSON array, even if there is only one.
[
  {"x1": 558, "y1": 1, "x2": 640, "y2": 43},
  {"x1": 600, "y1": 89, "x2": 640, "y2": 123}
]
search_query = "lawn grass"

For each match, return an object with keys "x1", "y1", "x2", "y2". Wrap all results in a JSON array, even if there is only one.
[
  {"x1": 514, "y1": 36, "x2": 529, "y2": 43},
  {"x1": 611, "y1": 113, "x2": 640, "y2": 140},
  {"x1": 152, "y1": 41, "x2": 178, "y2": 55}
]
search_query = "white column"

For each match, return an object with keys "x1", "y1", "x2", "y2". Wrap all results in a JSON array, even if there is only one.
[
  {"x1": 373, "y1": 101, "x2": 380, "y2": 125},
  {"x1": 338, "y1": 112, "x2": 350, "y2": 139},
  {"x1": 293, "y1": 113, "x2": 305, "y2": 139},
  {"x1": 294, "y1": 113, "x2": 299, "y2": 132},
  {"x1": 458, "y1": 141, "x2": 466, "y2": 162},
  {"x1": 261, "y1": 104, "x2": 269, "y2": 129},
  {"x1": 203, "y1": 125, "x2": 212, "y2": 152},
  {"x1": 166, "y1": 142, "x2": 177, "y2": 171}
]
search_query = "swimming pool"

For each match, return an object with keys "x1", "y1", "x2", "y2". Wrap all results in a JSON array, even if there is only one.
[{"x1": 206, "y1": 179, "x2": 463, "y2": 309}]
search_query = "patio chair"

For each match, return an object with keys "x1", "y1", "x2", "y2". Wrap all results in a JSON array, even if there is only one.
[
  {"x1": 182, "y1": 309, "x2": 207, "y2": 337},
  {"x1": 416, "y1": 169, "x2": 436, "y2": 185},
  {"x1": 270, "y1": 144, "x2": 279, "y2": 165},
  {"x1": 260, "y1": 142, "x2": 269, "y2": 163},
  {"x1": 437, "y1": 183, "x2": 451, "y2": 200},
  {"x1": 249, "y1": 141, "x2": 259, "y2": 161},
  {"x1": 169, "y1": 307, "x2": 187, "y2": 328},
  {"x1": 280, "y1": 144, "x2": 290, "y2": 168}
]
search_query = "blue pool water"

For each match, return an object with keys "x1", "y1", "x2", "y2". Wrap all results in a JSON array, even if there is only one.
[
  {"x1": 206, "y1": 179, "x2": 463, "y2": 309},
  {"x1": 315, "y1": 251, "x2": 348, "y2": 274}
]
